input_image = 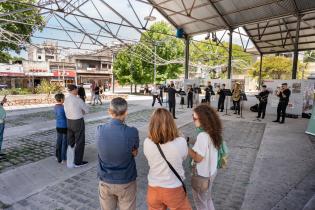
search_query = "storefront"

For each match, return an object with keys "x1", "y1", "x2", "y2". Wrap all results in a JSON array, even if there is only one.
[
  {"x1": 51, "y1": 69, "x2": 77, "y2": 86},
  {"x1": 23, "y1": 61, "x2": 53, "y2": 87},
  {"x1": 0, "y1": 64, "x2": 27, "y2": 88},
  {"x1": 76, "y1": 71, "x2": 112, "y2": 86}
]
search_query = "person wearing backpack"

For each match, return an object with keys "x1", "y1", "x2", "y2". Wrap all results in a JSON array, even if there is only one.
[
  {"x1": 144, "y1": 108, "x2": 192, "y2": 210},
  {"x1": 188, "y1": 104, "x2": 223, "y2": 210}
]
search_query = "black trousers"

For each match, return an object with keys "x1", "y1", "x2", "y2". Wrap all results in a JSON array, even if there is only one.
[
  {"x1": 205, "y1": 95, "x2": 210, "y2": 103},
  {"x1": 160, "y1": 93, "x2": 163, "y2": 103},
  {"x1": 67, "y1": 118, "x2": 85, "y2": 165},
  {"x1": 277, "y1": 102, "x2": 288, "y2": 122},
  {"x1": 187, "y1": 96, "x2": 193, "y2": 108},
  {"x1": 258, "y1": 102, "x2": 267, "y2": 118},
  {"x1": 152, "y1": 95, "x2": 162, "y2": 107},
  {"x1": 169, "y1": 100, "x2": 176, "y2": 118},
  {"x1": 233, "y1": 100, "x2": 240, "y2": 114},
  {"x1": 218, "y1": 97, "x2": 225, "y2": 111}
]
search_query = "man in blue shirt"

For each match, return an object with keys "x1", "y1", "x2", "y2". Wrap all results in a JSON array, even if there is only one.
[{"x1": 96, "y1": 97, "x2": 139, "y2": 210}]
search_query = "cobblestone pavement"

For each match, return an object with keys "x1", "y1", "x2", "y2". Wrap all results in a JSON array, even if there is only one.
[
  {"x1": 4, "y1": 104, "x2": 129, "y2": 128},
  {"x1": 0, "y1": 108, "x2": 185, "y2": 173},
  {"x1": 5, "y1": 120, "x2": 265, "y2": 210}
]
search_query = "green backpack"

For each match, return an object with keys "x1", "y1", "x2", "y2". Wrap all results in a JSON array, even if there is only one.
[
  {"x1": 196, "y1": 128, "x2": 228, "y2": 169},
  {"x1": 217, "y1": 140, "x2": 228, "y2": 169}
]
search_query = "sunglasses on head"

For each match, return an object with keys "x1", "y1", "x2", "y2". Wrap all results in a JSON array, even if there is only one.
[{"x1": 192, "y1": 114, "x2": 198, "y2": 121}]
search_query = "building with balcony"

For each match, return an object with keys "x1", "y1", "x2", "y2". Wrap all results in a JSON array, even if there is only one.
[{"x1": 67, "y1": 49, "x2": 113, "y2": 86}]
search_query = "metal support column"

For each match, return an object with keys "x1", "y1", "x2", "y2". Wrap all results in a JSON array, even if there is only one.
[
  {"x1": 154, "y1": 44, "x2": 157, "y2": 83},
  {"x1": 292, "y1": 16, "x2": 301, "y2": 79},
  {"x1": 184, "y1": 36, "x2": 190, "y2": 79},
  {"x1": 112, "y1": 53, "x2": 116, "y2": 93},
  {"x1": 227, "y1": 28, "x2": 233, "y2": 79},
  {"x1": 259, "y1": 54, "x2": 263, "y2": 89}
]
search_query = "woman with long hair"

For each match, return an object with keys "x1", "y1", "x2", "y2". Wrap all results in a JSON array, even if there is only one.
[
  {"x1": 144, "y1": 108, "x2": 192, "y2": 210},
  {"x1": 188, "y1": 104, "x2": 222, "y2": 210}
]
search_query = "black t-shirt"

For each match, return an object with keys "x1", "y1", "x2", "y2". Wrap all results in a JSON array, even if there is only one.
[
  {"x1": 279, "y1": 89, "x2": 291, "y2": 103},
  {"x1": 259, "y1": 90, "x2": 269, "y2": 103},
  {"x1": 78, "y1": 86, "x2": 86, "y2": 98},
  {"x1": 95, "y1": 86, "x2": 100, "y2": 95}
]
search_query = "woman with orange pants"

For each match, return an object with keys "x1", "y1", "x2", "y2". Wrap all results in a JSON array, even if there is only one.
[{"x1": 144, "y1": 108, "x2": 192, "y2": 210}]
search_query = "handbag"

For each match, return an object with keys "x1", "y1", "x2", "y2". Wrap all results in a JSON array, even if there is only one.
[
  {"x1": 191, "y1": 165, "x2": 210, "y2": 193},
  {"x1": 156, "y1": 143, "x2": 187, "y2": 193}
]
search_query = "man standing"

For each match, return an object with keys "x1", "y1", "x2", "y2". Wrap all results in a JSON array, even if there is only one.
[
  {"x1": 64, "y1": 84, "x2": 89, "y2": 167},
  {"x1": 273, "y1": 83, "x2": 291, "y2": 124},
  {"x1": 78, "y1": 83, "x2": 86, "y2": 102},
  {"x1": 0, "y1": 96, "x2": 7, "y2": 157},
  {"x1": 151, "y1": 84, "x2": 162, "y2": 107},
  {"x1": 159, "y1": 85, "x2": 164, "y2": 103},
  {"x1": 97, "y1": 97, "x2": 139, "y2": 210},
  {"x1": 204, "y1": 81, "x2": 213, "y2": 104},
  {"x1": 187, "y1": 86, "x2": 193, "y2": 108},
  {"x1": 257, "y1": 85, "x2": 270, "y2": 119},
  {"x1": 168, "y1": 82, "x2": 179, "y2": 119},
  {"x1": 217, "y1": 84, "x2": 226, "y2": 112}
]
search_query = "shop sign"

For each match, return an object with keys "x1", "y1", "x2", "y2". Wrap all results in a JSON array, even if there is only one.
[{"x1": 52, "y1": 70, "x2": 76, "y2": 77}]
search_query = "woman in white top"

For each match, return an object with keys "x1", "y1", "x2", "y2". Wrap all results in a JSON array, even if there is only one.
[
  {"x1": 188, "y1": 104, "x2": 222, "y2": 210},
  {"x1": 144, "y1": 108, "x2": 192, "y2": 210}
]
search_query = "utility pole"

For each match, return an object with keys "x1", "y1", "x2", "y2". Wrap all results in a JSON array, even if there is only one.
[{"x1": 154, "y1": 44, "x2": 157, "y2": 84}]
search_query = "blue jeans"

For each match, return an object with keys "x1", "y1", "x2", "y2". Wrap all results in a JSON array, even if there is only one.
[
  {"x1": 56, "y1": 131, "x2": 67, "y2": 161},
  {"x1": 0, "y1": 123, "x2": 4, "y2": 151}
]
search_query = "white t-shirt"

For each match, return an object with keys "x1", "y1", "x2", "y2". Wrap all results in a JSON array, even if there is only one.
[
  {"x1": 192, "y1": 132, "x2": 218, "y2": 177},
  {"x1": 64, "y1": 94, "x2": 89, "y2": 120},
  {"x1": 144, "y1": 137, "x2": 188, "y2": 188}
]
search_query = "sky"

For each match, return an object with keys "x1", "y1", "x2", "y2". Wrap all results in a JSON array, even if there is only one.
[{"x1": 13, "y1": 0, "x2": 254, "y2": 59}]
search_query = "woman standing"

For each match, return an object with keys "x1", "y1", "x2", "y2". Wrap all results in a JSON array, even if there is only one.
[
  {"x1": 232, "y1": 82, "x2": 241, "y2": 115},
  {"x1": 188, "y1": 104, "x2": 222, "y2": 210},
  {"x1": 144, "y1": 108, "x2": 192, "y2": 210}
]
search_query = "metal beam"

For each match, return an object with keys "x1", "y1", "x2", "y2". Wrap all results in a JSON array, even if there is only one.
[
  {"x1": 292, "y1": 15, "x2": 301, "y2": 79},
  {"x1": 243, "y1": 26, "x2": 262, "y2": 54},
  {"x1": 259, "y1": 54, "x2": 263, "y2": 89},
  {"x1": 227, "y1": 28, "x2": 233, "y2": 79},
  {"x1": 185, "y1": 36, "x2": 190, "y2": 79},
  {"x1": 207, "y1": 0, "x2": 231, "y2": 29}
]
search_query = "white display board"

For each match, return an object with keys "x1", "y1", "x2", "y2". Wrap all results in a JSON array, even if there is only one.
[{"x1": 262, "y1": 80, "x2": 314, "y2": 115}]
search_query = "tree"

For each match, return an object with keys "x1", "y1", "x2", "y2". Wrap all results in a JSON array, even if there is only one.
[
  {"x1": 0, "y1": 0, "x2": 44, "y2": 60},
  {"x1": 113, "y1": 21, "x2": 184, "y2": 88},
  {"x1": 249, "y1": 55, "x2": 304, "y2": 80},
  {"x1": 190, "y1": 40, "x2": 252, "y2": 78}
]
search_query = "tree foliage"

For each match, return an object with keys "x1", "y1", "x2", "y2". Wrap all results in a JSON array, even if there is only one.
[
  {"x1": 249, "y1": 55, "x2": 304, "y2": 79},
  {"x1": 113, "y1": 21, "x2": 184, "y2": 86},
  {"x1": 0, "y1": 0, "x2": 44, "y2": 54},
  {"x1": 190, "y1": 40, "x2": 252, "y2": 78},
  {"x1": 35, "y1": 80, "x2": 62, "y2": 96}
]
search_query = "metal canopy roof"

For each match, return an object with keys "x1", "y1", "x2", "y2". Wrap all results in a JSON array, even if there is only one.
[{"x1": 147, "y1": 0, "x2": 315, "y2": 54}]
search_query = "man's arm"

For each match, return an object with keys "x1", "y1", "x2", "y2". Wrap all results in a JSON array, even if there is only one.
[
  {"x1": 80, "y1": 99, "x2": 89, "y2": 114},
  {"x1": 131, "y1": 128, "x2": 140, "y2": 157}
]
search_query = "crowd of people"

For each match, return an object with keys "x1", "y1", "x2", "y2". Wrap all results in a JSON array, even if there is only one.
[{"x1": 97, "y1": 97, "x2": 222, "y2": 210}]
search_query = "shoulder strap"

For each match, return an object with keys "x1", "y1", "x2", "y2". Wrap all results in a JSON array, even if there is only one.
[{"x1": 156, "y1": 143, "x2": 187, "y2": 194}]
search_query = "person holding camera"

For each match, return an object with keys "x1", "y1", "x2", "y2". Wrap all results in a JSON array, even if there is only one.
[{"x1": 273, "y1": 83, "x2": 291, "y2": 124}]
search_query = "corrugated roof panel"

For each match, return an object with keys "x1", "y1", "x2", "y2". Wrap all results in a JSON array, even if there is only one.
[{"x1": 295, "y1": 0, "x2": 315, "y2": 11}]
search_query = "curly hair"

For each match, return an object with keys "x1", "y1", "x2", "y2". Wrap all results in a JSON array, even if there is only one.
[{"x1": 193, "y1": 104, "x2": 222, "y2": 149}]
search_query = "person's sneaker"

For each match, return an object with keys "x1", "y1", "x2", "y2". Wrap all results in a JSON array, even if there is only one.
[{"x1": 74, "y1": 161, "x2": 88, "y2": 168}]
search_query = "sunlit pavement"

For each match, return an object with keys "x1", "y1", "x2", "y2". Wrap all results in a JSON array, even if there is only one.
[{"x1": 0, "y1": 95, "x2": 314, "y2": 210}]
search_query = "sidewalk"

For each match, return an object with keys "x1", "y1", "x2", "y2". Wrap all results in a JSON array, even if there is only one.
[{"x1": 1, "y1": 99, "x2": 314, "y2": 210}]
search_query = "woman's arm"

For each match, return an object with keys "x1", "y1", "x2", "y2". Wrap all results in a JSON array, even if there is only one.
[{"x1": 188, "y1": 147, "x2": 204, "y2": 163}]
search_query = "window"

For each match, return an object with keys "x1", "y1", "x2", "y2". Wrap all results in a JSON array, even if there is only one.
[
  {"x1": 38, "y1": 55, "x2": 42, "y2": 60},
  {"x1": 108, "y1": 64, "x2": 111, "y2": 69}
]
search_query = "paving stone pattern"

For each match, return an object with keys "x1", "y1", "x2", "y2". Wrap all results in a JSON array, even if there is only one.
[
  {"x1": 4, "y1": 103, "x2": 126, "y2": 128},
  {"x1": 0, "y1": 108, "x2": 185, "y2": 173},
  {"x1": 6, "y1": 120, "x2": 265, "y2": 210}
]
